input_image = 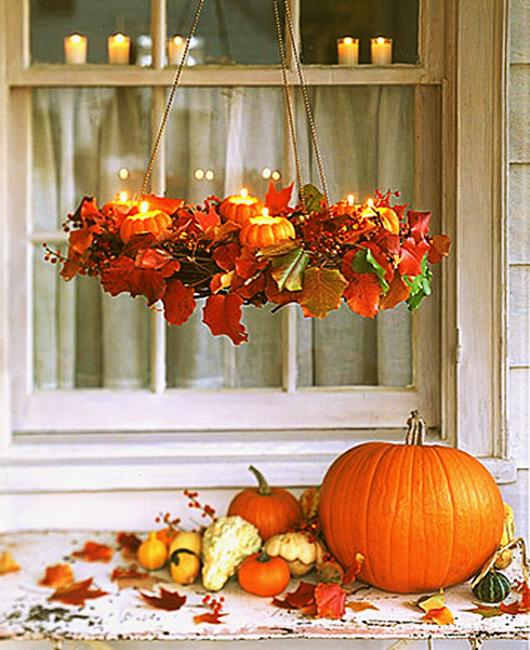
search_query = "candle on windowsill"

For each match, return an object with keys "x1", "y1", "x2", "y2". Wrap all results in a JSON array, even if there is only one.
[
  {"x1": 337, "y1": 37, "x2": 359, "y2": 65},
  {"x1": 168, "y1": 35, "x2": 186, "y2": 66},
  {"x1": 371, "y1": 37, "x2": 393, "y2": 65},
  {"x1": 108, "y1": 33, "x2": 131, "y2": 65},
  {"x1": 64, "y1": 34, "x2": 87, "y2": 64}
]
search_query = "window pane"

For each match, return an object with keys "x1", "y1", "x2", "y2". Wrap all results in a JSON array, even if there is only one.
[
  {"x1": 166, "y1": 0, "x2": 284, "y2": 65},
  {"x1": 302, "y1": 0, "x2": 419, "y2": 64},
  {"x1": 31, "y1": 0, "x2": 150, "y2": 64}
]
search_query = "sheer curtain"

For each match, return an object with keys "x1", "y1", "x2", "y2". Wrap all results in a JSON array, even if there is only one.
[{"x1": 32, "y1": 85, "x2": 413, "y2": 390}]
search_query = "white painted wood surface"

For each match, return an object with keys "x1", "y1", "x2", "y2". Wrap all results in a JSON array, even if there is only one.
[{"x1": 0, "y1": 531, "x2": 528, "y2": 643}]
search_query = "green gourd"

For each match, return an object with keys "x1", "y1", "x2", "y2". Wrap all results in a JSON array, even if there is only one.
[{"x1": 472, "y1": 570, "x2": 511, "y2": 603}]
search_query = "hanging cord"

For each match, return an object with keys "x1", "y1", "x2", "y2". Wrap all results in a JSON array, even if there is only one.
[
  {"x1": 142, "y1": 0, "x2": 207, "y2": 195},
  {"x1": 272, "y1": 0, "x2": 304, "y2": 209},
  {"x1": 282, "y1": 0, "x2": 329, "y2": 204}
]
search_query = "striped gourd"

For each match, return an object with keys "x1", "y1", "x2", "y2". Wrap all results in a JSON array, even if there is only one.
[{"x1": 472, "y1": 570, "x2": 511, "y2": 603}]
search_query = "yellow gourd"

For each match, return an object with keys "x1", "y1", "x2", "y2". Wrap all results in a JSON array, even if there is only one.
[
  {"x1": 494, "y1": 503, "x2": 516, "y2": 569},
  {"x1": 137, "y1": 532, "x2": 168, "y2": 570},
  {"x1": 168, "y1": 530, "x2": 202, "y2": 585}
]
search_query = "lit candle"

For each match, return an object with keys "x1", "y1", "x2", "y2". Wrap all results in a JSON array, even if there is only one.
[
  {"x1": 168, "y1": 35, "x2": 186, "y2": 66},
  {"x1": 139, "y1": 200, "x2": 149, "y2": 214},
  {"x1": 347, "y1": 193, "x2": 355, "y2": 207},
  {"x1": 118, "y1": 191, "x2": 129, "y2": 203},
  {"x1": 108, "y1": 33, "x2": 131, "y2": 65},
  {"x1": 64, "y1": 34, "x2": 87, "y2": 64},
  {"x1": 371, "y1": 37, "x2": 392, "y2": 65},
  {"x1": 337, "y1": 37, "x2": 359, "y2": 65}
]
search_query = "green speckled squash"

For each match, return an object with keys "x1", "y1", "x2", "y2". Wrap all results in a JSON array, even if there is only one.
[{"x1": 472, "y1": 570, "x2": 511, "y2": 603}]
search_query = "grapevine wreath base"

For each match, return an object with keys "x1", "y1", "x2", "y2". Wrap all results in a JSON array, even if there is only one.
[{"x1": 48, "y1": 182, "x2": 451, "y2": 345}]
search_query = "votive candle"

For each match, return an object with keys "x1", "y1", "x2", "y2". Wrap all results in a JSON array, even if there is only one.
[
  {"x1": 108, "y1": 33, "x2": 130, "y2": 65},
  {"x1": 371, "y1": 37, "x2": 392, "y2": 65},
  {"x1": 64, "y1": 34, "x2": 87, "y2": 64},
  {"x1": 337, "y1": 37, "x2": 359, "y2": 65}
]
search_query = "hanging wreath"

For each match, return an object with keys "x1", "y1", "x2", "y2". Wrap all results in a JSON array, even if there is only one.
[
  {"x1": 46, "y1": 183, "x2": 450, "y2": 345},
  {"x1": 44, "y1": 0, "x2": 450, "y2": 344}
]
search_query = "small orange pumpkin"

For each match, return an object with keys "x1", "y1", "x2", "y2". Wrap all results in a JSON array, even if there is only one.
[
  {"x1": 219, "y1": 189, "x2": 263, "y2": 226},
  {"x1": 238, "y1": 551, "x2": 291, "y2": 597},
  {"x1": 319, "y1": 411, "x2": 505, "y2": 594},
  {"x1": 240, "y1": 213, "x2": 296, "y2": 248},
  {"x1": 227, "y1": 465, "x2": 302, "y2": 540},
  {"x1": 119, "y1": 208, "x2": 172, "y2": 244}
]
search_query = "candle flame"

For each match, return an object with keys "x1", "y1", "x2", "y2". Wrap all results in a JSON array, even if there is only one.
[
  {"x1": 376, "y1": 37, "x2": 385, "y2": 44},
  {"x1": 173, "y1": 35, "x2": 184, "y2": 45},
  {"x1": 70, "y1": 34, "x2": 82, "y2": 43},
  {"x1": 139, "y1": 200, "x2": 149, "y2": 214},
  {"x1": 343, "y1": 37, "x2": 353, "y2": 45},
  {"x1": 347, "y1": 193, "x2": 355, "y2": 206},
  {"x1": 240, "y1": 187, "x2": 248, "y2": 198},
  {"x1": 118, "y1": 190, "x2": 129, "y2": 203},
  {"x1": 114, "y1": 33, "x2": 126, "y2": 44},
  {"x1": 263, "y1": 207, "x2": 270, "y2": 217}
]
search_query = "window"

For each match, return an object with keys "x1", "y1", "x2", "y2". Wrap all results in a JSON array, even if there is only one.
[{"x1": 0, "y1": 0, "x2": 511, "y2": 490}]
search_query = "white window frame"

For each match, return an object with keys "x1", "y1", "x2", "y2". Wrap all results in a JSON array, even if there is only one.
[{"x1": 0, "y1": 0, "x2": 515, "y2": 492}]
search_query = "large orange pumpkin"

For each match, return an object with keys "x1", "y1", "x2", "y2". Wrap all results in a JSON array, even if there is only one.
[
  {"x1": 227, "y1": 465, "x2": 302, "y2": 540},
  {"x1": 319, "y1": 411, "x2": 505, "y2": 594}
]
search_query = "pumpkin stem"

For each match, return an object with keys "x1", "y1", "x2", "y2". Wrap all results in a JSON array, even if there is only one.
[
  {"x1": 405, "y1": 410, "x2": 426, "y2": 446},
  {"x1": 249, "y1": 465, "x2": 272, "y2": 496},
  {"x1": 257, "y1": 548, "x2": 271, "y2": 563}
]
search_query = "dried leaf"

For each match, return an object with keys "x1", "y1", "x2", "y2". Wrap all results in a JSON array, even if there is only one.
[
  {"x1": 140, "y1": 588, "x2": 187, "y2": 611},
  {"x1": 428, "y1": 234, "x2": 451, "y2": 264},
  {"x1": 49, "y1": 578, "x2": 107, "y2": 606},
  {"x1": 112, "y1": 565, "x2": 165, "y2": 591},
  {"x1": 194, "y1": 611, "x2": 228, "y2": 625},
  {"x1": 203, "y1": 293, "x2": 248, "y2": 345},
  {"x1": 272, "y1": 581, "x2": 316, "y2": 610},
  {"x1": 499, "y1": 581, "x2": 530, "y2": 615},
  {"x1": 299, "y1": 268, "x2": 348, "y2": 319},
  {"x1": 380, "y1": 274, "x2": 410, "y2": 309},
  {"x1": 195, "y1": 205, "x2": 220, "y2": 233},
  {"x1": 39, "y1": 564, "x2": 74, "y2": 589},
  {"x1": 0, "y1": 552, "x2": 20, "y2": 575},
  {"x1": 100, "y1": 257, "x2": 166, "y2": 305},
  {"x1": 315, "y1": 582, "x2": 346, "y2": 619},
  {"x1": 417, "y1": 592, "x2": 446, "y2": 613},
  {"x1": 271, "y1": 248, "x2": 309, "y2": 292},
  {"x1": 344, "y1": 273, "x2": 381, "y2": 319},
  {"x1": 398, "y1": 237, "x2": 430, "y2": 278},
  {"x1": 346, "y1": 601, "x2": 379, "y2": 613},
  {"x1": 466, "y1": 604, "x2": 504, "y2": 618},
  {"x1": 69, "y1": 228, "x2": 94, "y2": 255},
  {"x1": 422, "y1": 606, "x2": 455, "y2": 625},
  {"x1": 163, "y1": 279, "x2": 196, "y2": 326},
  {"x1": 72, "y1": 541, "x2": 113, "y2": 563},
  {"x1": 343, "y1": 553, "x2": 365, "y2": 585},
  {"x1": 213, "y1": 243, "x2": 241, "y2": 272},
  {"x1": 142, "y1": 195, "x2": 184, "y2": 216},
  {"x1": 300, "y1": 184, "x2": 325, "y2": 212},
  {"x1": 265, "y1": 180, "x2": 294, "y2": 214},
  {"x1": 408, "y1": 210, "x2": 431, "y2": 241},
  {"x1": 116, "y1": 532, "x2": 142, "y2": 559}
]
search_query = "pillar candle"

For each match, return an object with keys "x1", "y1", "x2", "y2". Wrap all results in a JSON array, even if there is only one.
[
  {"x1": 64, "y1": 34, "x2": 87, "y2": 64},
  {"x1": 371, "y1": 37, "x2": 393, "y2": 65},
  {"x1": 168, "y1": 35, "x2": 186, "y2": 66},
  {"x1": 108, "y1": 33, "x2": 130, "y2": 65},
  {"x1": 337, "y1": 37, "x2": 359, "y2": 65}
]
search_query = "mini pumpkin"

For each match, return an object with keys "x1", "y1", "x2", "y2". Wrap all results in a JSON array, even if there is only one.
[
  {"x1": 472, "y1": 570, "x2": 511, "y2": 603},
  {"x1": 319, "y1": 411, "x2": 505, "y2": 593},
  {"x1": 119, "y1": 208, "x2": 172, "y2": 244},
  {"x1": 238, "y1": 550, "x2": 291, "y2": 597},
  {"x1": 227, "y1": 465, "x2": 302, "y2": 541},
  {"x1": 170, "y1": 549, "x2": 201, "y2": 585},
  {"x1": 219, "y1": 189, "x2": 263, "y2": 226},
  {"x1": 264, "y1": 531, "x2": 325, "y2": 577},
  {"x1": 137, "y1": 532, "x2": 168, "y2": 570},
  {"x1": 240, "y1": 213, "x2": 296, "y2": 248}
]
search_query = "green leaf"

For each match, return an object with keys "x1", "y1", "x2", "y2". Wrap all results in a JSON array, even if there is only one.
[
  {"x1": 271, "y1": 248, "x2": 309, "y2": 292},
  {"x1": 352, "y1": 248, "x2": 389, "y2": 292},
  {"x1": 300, "y1": 184, "x2": 325, "y2": 213},
  {"x1": 404, "y1": 255, "x2": 432, "y2": 310}
]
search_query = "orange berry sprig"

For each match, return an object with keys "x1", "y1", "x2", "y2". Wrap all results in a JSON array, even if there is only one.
[
  {"x1": 155, "y1": 512, "x2": 181, "y2": 529},
  {"x1": 183, "y1": 490, "x2": 217, "y2": 522}
]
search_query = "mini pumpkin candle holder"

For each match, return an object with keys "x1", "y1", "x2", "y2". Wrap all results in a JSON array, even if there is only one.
[
  {"x1": 219, "y1": 188, "x2": 263, "y2": 226},
  {"x1": 119, "y1": 200, "x2": 172, "y2": 243},
  {"x1": 240, "y1": 208, "x2": 296, "y2": 248}
]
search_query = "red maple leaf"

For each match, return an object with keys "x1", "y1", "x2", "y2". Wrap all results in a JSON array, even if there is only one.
[
  {"x1": 100, "y1": 257, "x2": 166, "y2": 305},
  {"x1": 49, "y1": 578, "x2": 108, "y2": 606},
  {"x1": 39, "y1": 564, "x2": 74, "y2": 589},
  {"x1": 163, "y1": 279, "x2": 196, "y2": 326},
  {"x1": 407, "y1": 210, "x2": 431, "y2": 241},
  {"x1": 398, "y1": 237, "x2": 430, "y2": 277},
  {"x1": 315, "y1": 582, "x2": 346, "y2": 619},
  {"x1": 344, "y1": 273, "x2": 381, "y2": 318},
  {"x1": 380, "y1": 274, "x2": 411, "y2": 310},
  {"x1": 140, "y1": 588, "x2": 187, "y2": 611},
  {"x1": 194, "y1": 612, "x2": 228, "y2": 625},
  {"x1": 265, "y1": 181, "x2": 294, "y2": 214},
  {"x1": 428, "y1": 234, "x2": 451, "y2": 264},
  {"x1": 194, "y1": 205, "x2": 221, "y2": 233},
  {"x1": 72, "y1": 541, "x2": 113, "y2": 563},
  {"x1": 202, "y1": 293, "x2": 248, "y2": 345},
  {"x1": 213, "y1": 243, "x2": 241, "y2": 272}
]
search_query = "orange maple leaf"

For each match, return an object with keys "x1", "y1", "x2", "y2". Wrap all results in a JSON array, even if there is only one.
[
  {"x1": 39, "y1": 564, "x2": 74, "y2": 589},
  {"x1": 49, "y1": 578, "x2": 108, "y2": 606},
  {"x1": 422, "y1": 606, "x2": 455, "y2": 625},
  {"x1": 72, "y1": 541, "x2": 113, "y2": 563},
  {"x1": 140, "y1": 588, "x2": 187, "y2": 611},
  {"x1": 0, "y1": 551, "x2": 20, "y2": 575}
]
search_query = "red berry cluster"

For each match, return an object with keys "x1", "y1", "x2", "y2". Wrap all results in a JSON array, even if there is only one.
[
  {"x1": 202, "y1": 593, "x2": 225, "y2": 614},
  {"x1": 155, "y1": 511, "x2": 181, "y2": 529},
  {"x1": 183, "y1": 489, "x2": 217, "y2": 522}
]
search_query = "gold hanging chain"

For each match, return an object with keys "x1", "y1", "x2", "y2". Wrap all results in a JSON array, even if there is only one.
[
  {"x1": 282, "y1": 0, "x2": 329, "y2": 204},
  {"x1": 142, "y1": 0, "x2": 207, "y2": 196},
  {"x1": 272, "y1": 0, "x2": 305, "y2": 210}
]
